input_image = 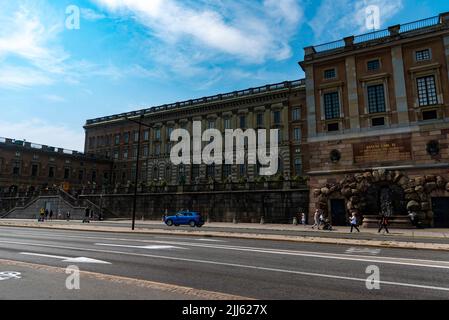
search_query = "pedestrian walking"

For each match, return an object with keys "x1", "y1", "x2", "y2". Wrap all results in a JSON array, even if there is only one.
[
  {"x1": 39, "y1": 208, "x2": 45, "y2": 222},
  {"x1": 66, "y1": 210, "x2": 71, "y2": 221},
  {"x1": 45, "y1": 209, "x2": 49, "y2": 221},
  {"x1": 49, "y1": 210, "x2": 53, "y2": 221},
  {"x1": 301, "y1": 212, "x2": 306, "y2": 226},
  {"x1": 312, "y1": 208, "x2": 321, "y2": 230},
  {"x1": 378, "y1": 215, "x2": 390, "y2": 234},
  {"x1": 83, "y1": 208, "x2": 90, "y2": 223},
  {"x1": 350, "y1": 212, "x2": 360, "y2": 233}
]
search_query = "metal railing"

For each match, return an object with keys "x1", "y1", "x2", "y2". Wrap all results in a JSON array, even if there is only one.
[
  {"x1": 85, "y1": 79, "x2": 306, "y2": 125},
  {"x1": 313, "y1": 15, "x2": 441, "y2": 53}
]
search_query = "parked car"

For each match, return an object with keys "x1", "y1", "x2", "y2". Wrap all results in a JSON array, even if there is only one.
[{"x1": 164, "y1": 211, "x2": 204, "y2": 227}]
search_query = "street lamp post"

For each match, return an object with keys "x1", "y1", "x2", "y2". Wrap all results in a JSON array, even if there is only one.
[{"x1": 124, "y1": 114, "x2": 150, "y2": 231}]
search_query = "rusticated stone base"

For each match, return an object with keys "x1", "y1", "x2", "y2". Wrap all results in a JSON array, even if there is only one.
[{"x1": 362, "y1": 215, "x2": 415, "y2": 229}]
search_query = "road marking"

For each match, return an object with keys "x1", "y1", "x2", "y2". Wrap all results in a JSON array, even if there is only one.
[
  {"x1": 0, "y1": 271, "x2": 21, "y2": 281},
  {"x1": 0, "y1": 240, "x2": 449, "y2": 292},
  {"x1": 196, "y1": 238, "x2": 226, "y2": 242},
  {"x1": 2, "y1": 236, "x2": 449, "y2": 270},
  {"x1": 20, "y1": 252, "x2": 111, "y2": 264},
  {"x1": 94, "y1": 244, "x2": 186, "y2": 250},
  {"x1": 346, "y1": 247, "x2": 381, "y2": 255}
]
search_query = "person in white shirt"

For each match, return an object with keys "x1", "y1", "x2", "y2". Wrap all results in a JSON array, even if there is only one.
[{"x1": 350, "y1": 212, "x2": 360, "y2": 233}]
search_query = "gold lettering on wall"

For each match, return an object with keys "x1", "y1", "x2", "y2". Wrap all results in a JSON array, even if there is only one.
[{"x1": 353, "y1": 139, "x2": 412, "y2": 164}]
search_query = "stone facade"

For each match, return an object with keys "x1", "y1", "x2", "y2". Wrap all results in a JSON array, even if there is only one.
[
  {"x1": 0, "y1": 137, "x2": 113, "y2": 193},
  {"x1": 301, "y1": 12, "x2": 449, "y2": 227}
]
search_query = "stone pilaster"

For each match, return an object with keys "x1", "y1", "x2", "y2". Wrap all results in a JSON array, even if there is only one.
[
  {"x1": 345, "y1": 56, "x2": 360, "y2": 129},
  {"x1": 391, "y1": 45, "x2": 410, "y2": 125},
  {"x1": 305, "y1": 65, "x2": 317, "y2": 138},
  {"x1": 444, "y1": 36, "x2": 449, "y2": 88}
]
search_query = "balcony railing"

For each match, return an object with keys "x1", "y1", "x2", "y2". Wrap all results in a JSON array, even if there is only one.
[
  {"x1": 85, "y1": 79, "x2": 306, "y2": 126},
  {"x1": 312, "y1": 14, "x2": 441, "y2": 53}
]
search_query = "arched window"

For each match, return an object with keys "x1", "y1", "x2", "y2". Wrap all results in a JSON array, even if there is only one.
[
  {"x1": 153, "y1": 167, "x2": 159, "y2": 181},
  {"x1": 165, "y1": 166, "x2": 171, "y2": 181}
]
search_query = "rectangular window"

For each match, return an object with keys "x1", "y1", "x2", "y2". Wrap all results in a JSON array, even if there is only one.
[
  {"x1": 78, "y1": 170, "x2": 84, "y2": 181},
  {"x1": 294, "y1": 128, "x2": 301, "y2": 141},
  {"x1": 273, "y1": 111, "x2": 281, "y2": 124},
  {"x1": 208, "y1": 120, "x2": 215, "y2": 129},
  {"x1": 206, "y1": 165, "x2": 215, "y2": 178},
  {"x1": 367, "y1": 59, "x2": 380, "y2": 71},
  {"x1": 133, "y1": 131, "x2": 139, "y2": 142},
  {"x1": 143, "y1": 145, "x2": 149, "y2": 157},
  {"x1": 124, "y1": 132, "x2": 130, "y2": 144},
  {"x1": 143, "y1": 130, "x2": 149, "y2": 141},
  {"x1": 155, "y1": 128, "x2": 161, "y2": 140},
  {"x1": 13, "y1": 162, "x2": 20, "y2": 175},
  {"x1": 155, "y1": 144, "x2": 161, "y2": 156},
  {"x1": 324, "y1": 92, "x2": 340, "y2": 120},
  {"x1": 324, "y1": 69, "x2": 336, "y2": 79},
  {"x1": 224, "y1": 118, "x2": 232, "y2": 130},
  {"x1": 132, "y1": 146, "x2": 138, "y2": 159},
  {"x1": 31, "y1": 164, "x2": 39, "y2": 177},
  {"x1": 422, "y1": 110, "x2": 438, "y2": 120},
  {"x1": 123, "y1": 149, "x2": 129, "y2": 160},
  {"x1": 367, "y1": 84, "x2": 386, "y2": 113},
  {"x1": 292, "y1": 108, "x2": 301, "y2": 121},
  {"x1": 417, "y1": 76, "x2": 437, "y2": 106},
  {"x1": 372, "y1": 117, "x2": 385, "y2": 127},
  {"x1": 416, "y1": 49, "x2": 431, "y2": 62},
  {"x1": 256, "y1": 113, "x2": 264, "y2": 127},
  {"x1": 114, "y1": 149, "x2": 119, "y2": 160},
  {"x1": 167, "y1": 127, "x2": 174, "y2": 139},
  {"x1": 48, "y1": 167, "x2": 55, "y2": 178},
  {"x1": 191, "y1": 165, "x2": 200, "y2": 180},
  {"x1": 114, "y1": 134, "x2": 120, "y2": 145},
  {"x1": 64, "y1": 168, "x2": 70, "y2": 179},
  {"x1": 294, "y1": 159, "x2": 302, "y2": 176},
  {"x1": 223, "y1": 164, "x2": 232, "y2": 179},
  {"x1": 327, "y1": 123, "x2": 339, "y2": 132},
  {"x1": 239, "y1": 116, "x2": 246, "y2": 129}
]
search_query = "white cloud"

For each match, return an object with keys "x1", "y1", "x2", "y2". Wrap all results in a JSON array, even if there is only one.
[
  {"x1": 81, "y1": 8, "x2": 107, "y2": 21},
  {"x1": 0, "y1": 119, "x2": 85, "y2": 151},
  {"x1": 93, "y1": 0, "x2": 304, "y2": 63},
  {"x1": 42, "y1": 94, "x2": 66, "y2": 103},
  {"x1": 0, "y1": 1, "x2": 69, "y2": 89},
  {"x1": 309, "y1": 0, "x2": 404, "y2": 42}
]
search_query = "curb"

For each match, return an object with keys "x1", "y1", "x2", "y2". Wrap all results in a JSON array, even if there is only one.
[{"x1": 2, "y1": 222, "x2": 449, "y2": 252}]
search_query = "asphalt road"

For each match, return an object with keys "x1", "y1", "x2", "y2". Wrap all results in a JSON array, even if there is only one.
[{"x1": 1, "y1": 226, "x2": 449, "y2": 300}]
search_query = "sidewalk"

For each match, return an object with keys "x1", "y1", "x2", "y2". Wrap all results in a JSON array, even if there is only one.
[{"x1": 2, "y1": 218, "x2": 449, "y2": 251}]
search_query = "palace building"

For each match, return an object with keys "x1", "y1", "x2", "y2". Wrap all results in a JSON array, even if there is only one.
[
  {"x1": 2, "y1": 12, "x2": 449, "y2": 227},
  {"x1": 300, "y1": 12, "x2": 449, "y2": 227}
]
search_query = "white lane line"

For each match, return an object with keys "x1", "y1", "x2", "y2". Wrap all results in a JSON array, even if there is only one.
[
  {"x1": 0, "y1": 240, "x2": 448, "y2": 293},
  {"x1": 2, "y1": 233, "x2": 449, "y2": 270},
  {"x1": 93, "y1": 244, "x2": 187, "y2": 250},
  {"x1": 20, "y1": 252, "x2": 111, "y2": 264},
  {"x1": 346, "y1": 248, "x2": 381, "y2": 255},
  {"x1": 108, "y1": 240, "x2": 449, "y2": 270}
]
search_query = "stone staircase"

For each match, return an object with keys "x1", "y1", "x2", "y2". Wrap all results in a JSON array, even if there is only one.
[{"x1": 1, "y1": 195, "x2": 87, "y2": 220}]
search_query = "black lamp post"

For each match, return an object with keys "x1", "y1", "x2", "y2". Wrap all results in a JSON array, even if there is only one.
[{"x1": 124, "y1": 114, "x2": 151, "y2": 231}]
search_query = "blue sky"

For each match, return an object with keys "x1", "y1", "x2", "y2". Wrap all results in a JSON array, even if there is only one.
[{"x1": 0, "y1": 0, "x2": 447, "y2": 151}]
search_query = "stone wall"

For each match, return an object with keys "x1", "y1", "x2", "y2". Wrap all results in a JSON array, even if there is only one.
[{"x1": 80, "y1": 190, "x2": 309, "y2": 224}]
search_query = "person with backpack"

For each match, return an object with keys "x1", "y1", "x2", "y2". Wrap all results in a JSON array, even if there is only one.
[{"x1": 350, "y1": 212, "x2": 360, "y2": 233}]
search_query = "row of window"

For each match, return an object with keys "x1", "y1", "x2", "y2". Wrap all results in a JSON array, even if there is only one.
[
  {"x1": 323, "y1": 49, "x2": 432, "y2": 80},
  {"x1": 89, "y1": 109, "x2": 302, "y2": 149},
  {"x1": 323, "y1": 75, "x2": 438, "y2": 126},
  {"x1": 10, "y1": 163, "x2": 105, "y2": 182},
  {"x1": 115, "y1": 159, "x2": 303, "y2": 183}
]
